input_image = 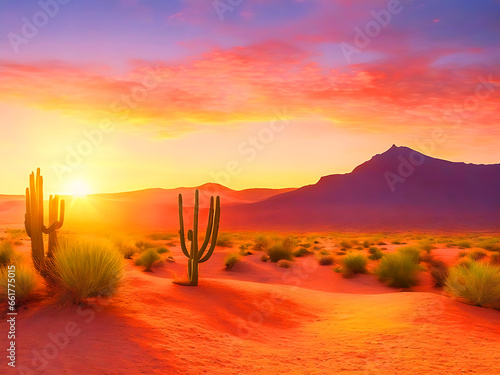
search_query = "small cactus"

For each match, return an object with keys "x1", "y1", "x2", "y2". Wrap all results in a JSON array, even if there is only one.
[
  {"x1": 174, "y1": 189, "x2": 220, "y2": 286},
  {"x1": 24, "y1": 168, "x2": 65, "y2": 274}
]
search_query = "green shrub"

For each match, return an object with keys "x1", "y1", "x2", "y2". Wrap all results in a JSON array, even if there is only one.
[
  {"x1": 456, "y1": 240, "x2": 472, "y2": 248},
  {"x1": 419, "y1": 240, "x2": 436, "y2": 254},
  {"x1": 368, "y1": 247, "x2": 383, "y2": 260},
  {"x1": 0, "y1": 241, "x2": 15, "y2": 267},
  {"x1": 341, "y1": 252, "x2": 368, "y2": 278},
  {"x1": 397, "y1": 246, "x2": 421, "y2": 263},
  {"x1": 469, "y1": 250, "x2": 488, "y2": 261},
  {"x1": 375, "y1": 253, "x2": 421, "y2": 288},
  {"x1": 224, "y1": 252, "x2": 240, "y2": 271},
  {"x1": 430, "y1": 263, "x2": 448, "y2": 287},
  {"x1": 267, "y1": 237, "x2": 295, "y2": 263},
  {"x1": 294, "y1": 247, "x2": 312, "y2": 257},
  {"x1": 318, "y1": 255, "x2": 334, "y2": 266},
  {"x1": 445, "y1": 262, "x2": 500, "y2": 308},
  {"x1": 53, "y1": 239, "x2": 124, "y2": 302},
  {"x1": 135, "y1": 248, "x2": 161, "y2": 272},
  {"x1": 0, "y1": 263, "x2": 38, "y2": 303},
  {"x1": 157, "y1": 247, "x2": 169, "y2": 254},
  {"x1": 147, "y1": 232, "x2": 174, "y2": 241},
  {"x1": 339, "y1": 240, "x2": 352, "y2": 249},
  {"x1": 216, "y1": 233, "x2": 233, "y2": 247},
  {"x1": 253, "y1": 234, "x2": 270, "y2": 251},
  {"x1": 477, "y1": 238, "x2": 500, "y2": 252},
  {"x1": 135, "y1": 240, "x2": 155, "y2": 251},
  {"x1": 277, "y1": 260, "x2": 293, "y2": 268},
  {"x1": 114, "y1": 239, "x2": 136, "y2": 259}
]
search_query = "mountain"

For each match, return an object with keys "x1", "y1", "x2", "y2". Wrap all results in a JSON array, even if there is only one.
[{"x1": 222, "y1": 145, "x2": 500, "y2": 231}]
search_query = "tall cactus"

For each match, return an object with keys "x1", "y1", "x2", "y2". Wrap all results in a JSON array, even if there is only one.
[
  {"x1": 174, "y1": 189, "x2": 220, "y2": 286},
  {"x1": 24, "y1": 168, "x2": 65, "y2": 273}
]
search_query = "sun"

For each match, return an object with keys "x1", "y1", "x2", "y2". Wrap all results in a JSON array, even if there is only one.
[{"x1": 65, "y1": 180, "x2": 92, "y2": 198}]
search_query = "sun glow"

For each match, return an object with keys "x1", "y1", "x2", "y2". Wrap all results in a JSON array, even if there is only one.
[{"x1": 65, "y1": 180, "x2": 91, "y2": 198}]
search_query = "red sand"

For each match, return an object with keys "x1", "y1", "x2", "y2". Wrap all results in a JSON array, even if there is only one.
[{"x1": 1, "y1": 241, "x2": 500, "y2": 374}]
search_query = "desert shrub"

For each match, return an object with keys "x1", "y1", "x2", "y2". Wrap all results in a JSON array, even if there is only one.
[
  {"x1": 341, "y1": 252, "x2": 368, "y2": 278},
  {"x1": 267, "y1": 237, "x2": 295, "y2": 263},
  {"x1": 239, "y1": 244, "x2": 249, "y2": 251},
  {"x1": 53, "y1": 239, "x2": 124, "y2": 302},
  {"x1": 397, "y1": 246, "x2": 421, "y2": 263},
  {"x1": 135, "y1": 240, "x2": 155, "y2": 251},
  {"x1": 12, "y1": 240, "x2": 23, "y2": 246},
  {"x1": 135, "y1": 248, "x2": 161, "y2": 272},
  {"x1": 368, "y1": 247, "x2": 383, "y2": 260},
  {"x1": 261, "y1": 254, "x2": 270, "y2": 262},
  {"x1": 456, "y1": 240, "x2": 472, "y2": 248},
  {"x1": 319, "y1": 249, "x2": 330, "y2": 256},
  {"x1": 431, "y1": 265, "x2": 448, "y2": 287},
  {"x1": 114, "y1": 239, "x2": 136, "y2": 259},
  {"x1": 477, "y1": 238, "x2": 500, "y2": 252},
  {"x1": 445, "y1": 242, "x2": 455, "y2": 248},
  {"x1": 339, "y1": 240, "x2": 352, "y2": 249},
  {"x1": 491, "y1": 253, "x2": 500, "y2": 265},
  {"x1": 0, "y1": 263, "x2": 38, "y2": 303},
  {"x1": 445, "y1": 262, "x2": 500, "y2": 307},
  {"x1": 216, "y1": 233, "x2": 233, "y2": 247},
  {"x1": 377, "y1": 241, "x2": 387, "y2": 246},
  {"x1": 419, "y1": 240, "x2": 436, "y2": 254},
  {"x1": 147, "y1": 232, "x2": 174, "y2": 241},
  {"x1": 458, "y1": 250, "x2": 468, "y2": 258},
  {"x1": 224, "y1": 252, "x2": 240, "y2": 271},
  {"x1": 375, "y1": 253, "x2": 421, "y2": 288},
  {"x1": 253, "y1": 234, "x2": 269, "y2": 251},
  {"x1": 277, "y1": 260, "x2": 293, "y2": 268},
  {"x1": 362, "y1": 240, "x2": 371, "y2": 248},
  {"x1": 336, "y1": 251, "x2": 346, "y2": 256},
  {"x1": 300, "y1": 242, "x2": 312, "y2": 249},
  {"x1": 294, "y1": 247, "x2": 312, "y2": 257},
  {"x1": 6, "y1": 229, "x2": 24, "y2": 239},
  {"x1": 391, "y1": 239, "x2": 404, "y2": 245},
  {"x1": 157, "y1": 247, "x2": 169, "y2": 254},
  {"x1": 0, "y1": 241, "x2": 15, "y2": 267},
  {"x1": 469, "y1": 250, "x2": 488, "y2": 261},
  {"x1": 333, "y1": 266, "x2": 342, "y2": 273},
  {"x1": 318, "y1": 255, "x2": 334, "y2": 266}
]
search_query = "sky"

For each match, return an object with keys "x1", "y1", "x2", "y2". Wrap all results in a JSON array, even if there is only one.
[{"x1": 0, "y1": 0, "x2": 499, "y2": 195}]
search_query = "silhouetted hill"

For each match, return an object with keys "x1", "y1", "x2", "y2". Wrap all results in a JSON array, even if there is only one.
[{"x1": 223, "y1": 145, "x2": 500, "y2": 230}]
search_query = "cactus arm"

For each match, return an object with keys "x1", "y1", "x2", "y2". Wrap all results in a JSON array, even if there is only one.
[
  {"x1": 199, "y1": 196, "x2": 220, "y2": 263},
  {"x1": 197, "y1": 196, "x2": 215, "y2": 261},
  {"x1": 24, "y1": 188, "x2": 32, "y2": 237},
  {"x1": 57, "y1": 199, "x2": 65, "y2": 229},
  {"x1": 192, "y1": 189, "x2": 199, "y2": 258},
  {"x1": 178, "y1": 194, "x2": 190, "y2": 258}
]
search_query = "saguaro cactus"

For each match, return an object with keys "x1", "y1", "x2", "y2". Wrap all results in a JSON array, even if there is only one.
[
  {"x1": 24, "y1": 168, "x2": 65, "y2": 272},
  {"x1": 174, "y1": 189, "x2": 220, "y2": 286}
]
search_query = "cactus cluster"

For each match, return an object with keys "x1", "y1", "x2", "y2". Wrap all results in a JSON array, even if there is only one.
[
  {"x1": 24, "y1": 168, "x2": 65, "y2": 273},
  {"x1": 174, "y1": 189, "x2": 220, "y2": 286}
]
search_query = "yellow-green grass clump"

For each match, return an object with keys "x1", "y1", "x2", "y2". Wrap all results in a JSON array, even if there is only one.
[{"x1": 53, "y1": 238, "x2": 124, "y2": 303}]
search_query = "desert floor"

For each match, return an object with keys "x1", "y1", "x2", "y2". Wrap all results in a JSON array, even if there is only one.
[{"x1": 1, "y1": 230, "x2": 499, "y2": 375}]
